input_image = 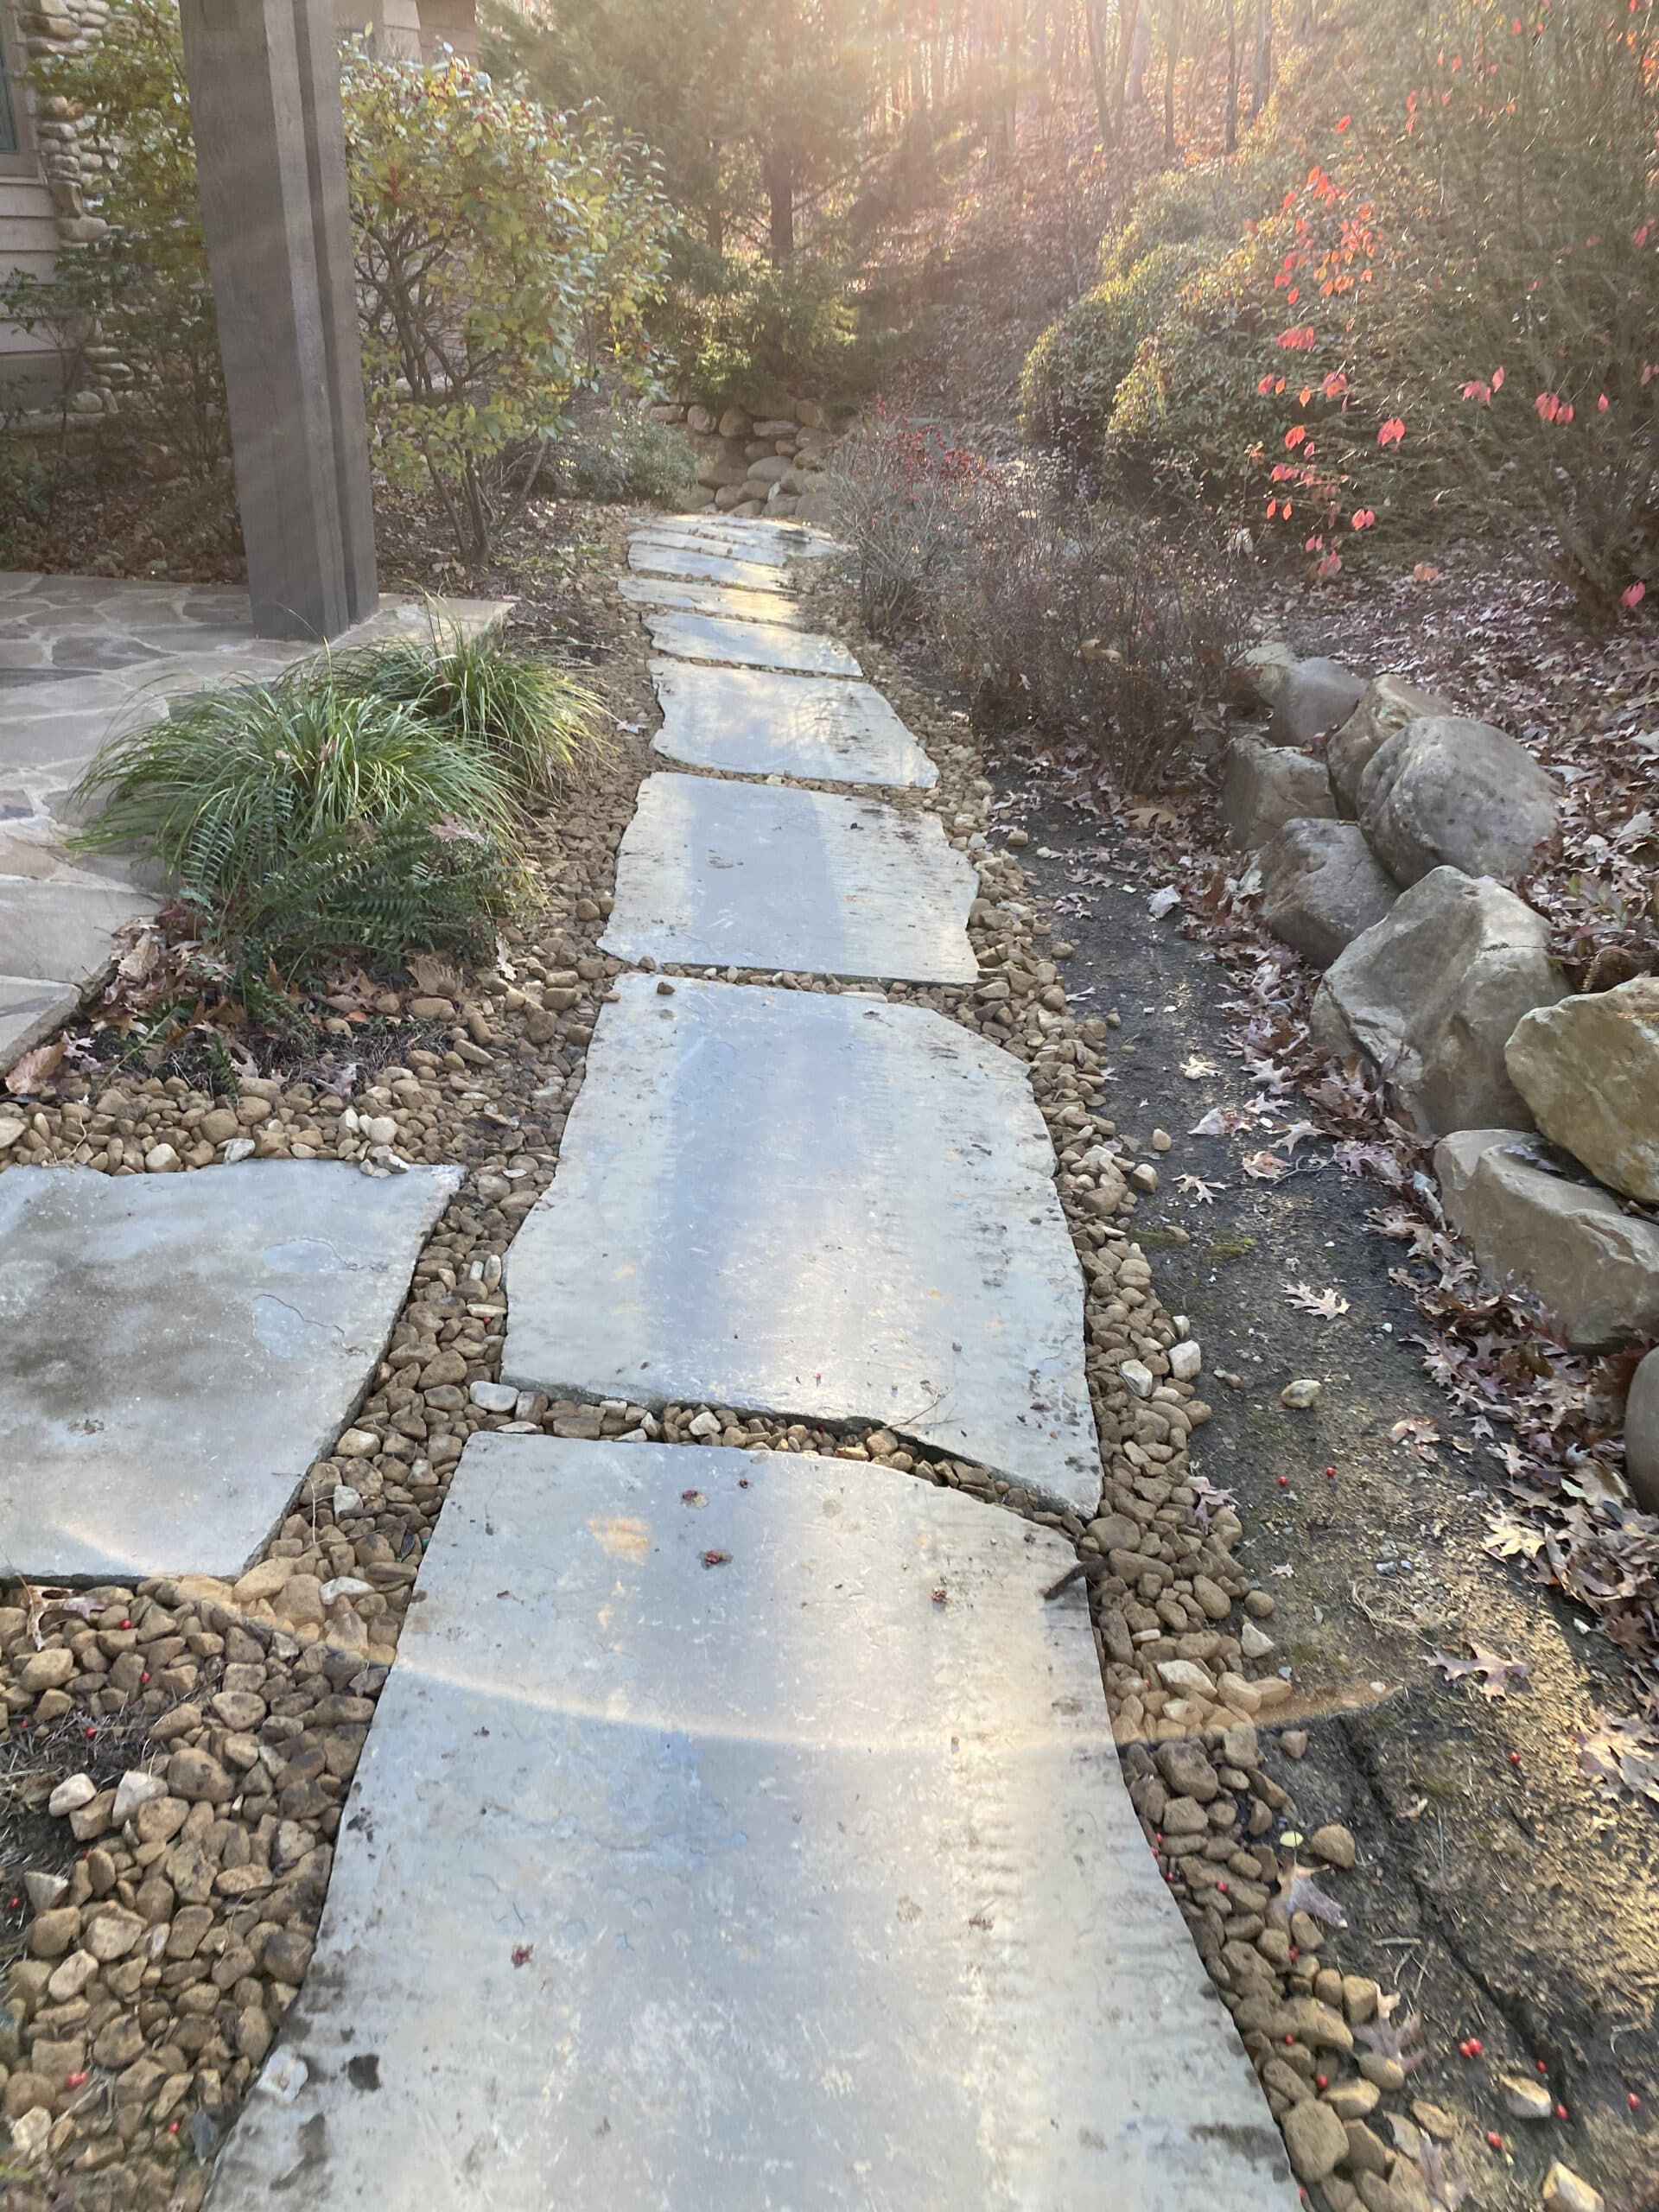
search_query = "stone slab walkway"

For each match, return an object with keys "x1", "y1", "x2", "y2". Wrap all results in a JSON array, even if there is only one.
[
  {"x1": 208, "y1": 1434, "x2": 1294, "y2": 2212},
  {"x1": 502, "y1": 972, "x2": 1101, "y2": 1509},
  {"x1": 652, "y1": 659, "x2": 938, "y2": 786},
  {"x1": 0, "y1": 1160, "x2": 458, "y2": 1579},
  {"x1": 601, "y1": 772, "x2": 979, "y2": 982},
  {"x1": 640, "y1": 607, "x2": 863, "y2": 677},
  {"x1": 207, "y1": 512, "x2": 1292, "y2": 2209}
]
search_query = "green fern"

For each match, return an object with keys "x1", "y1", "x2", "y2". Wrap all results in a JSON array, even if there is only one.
[{"x1": 72, "y1": 670, "x2": 527, "y2": 979}]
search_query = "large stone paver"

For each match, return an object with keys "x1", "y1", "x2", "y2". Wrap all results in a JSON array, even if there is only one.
[
  {"x1": 627, "y1": 538, "x2": 793, "y2": 591},
  {"x1": 617, "y1": 572, "x2": 811, "y2": 626},
  {"x1": 602, "y1": 773, "x2": 978, "y2": 983},
  {"x1": 0, "y1": 1160, "x2": 459, "y2": 1578},
  {"x1": 642, "y1": 607, "x2": 862, "y2": 677},
  {"x1": 503, "y1": 975, "x2": 1099, "y2": 1509},
  {"x1": 632, "y1": 520, "x2": 794, "y2": 567},
  {"x1": 212, "y1": 1435, "x2": 1294, "y2": 2212},
  {"x1": 652, "y1": 659, "x2": 938, "y2": 788},
  {"x1": 0, "y1": 976, "x2": 80, "y2": 1069}
]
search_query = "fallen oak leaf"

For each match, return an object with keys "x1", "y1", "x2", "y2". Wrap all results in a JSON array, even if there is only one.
[
  {"x1": 1269, "y1": 1857, "x2": 1347, "y2": 1929},
  {"x1": 1355, "y1": 2007, "x2": 1426, "y2": 2074},
  {"x1": 1430, "y1": 1644, "x2": 1530, "y2": 1699},
  {"x1": 5, "y1": 1037, "x2": 64, "y2": 1096},
  {"x1": 1287, "y1": 1283, "x2": 1351, "y2": 1319},
  {"x1": 1175, "y1": 1173, "x2": 1220, "y2": 1203},
  {"x1": 1416, "y1": 2135, "x2": 1473, "y2": 2211},
  {"x1": 1242, "y1": 1148, "x2": 1292, "y2": 1181}
]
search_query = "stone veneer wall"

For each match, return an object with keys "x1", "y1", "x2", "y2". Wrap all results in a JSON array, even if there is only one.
[
  {"x1": 647, "y1": 395, "x2": 838, "y2": 526},
  {"x1": 7, "y1": 0, "x2": 128, "y2": 417}
]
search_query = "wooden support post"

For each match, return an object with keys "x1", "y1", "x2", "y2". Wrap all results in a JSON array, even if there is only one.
[{"x1": 178, "y1": 0, "x2": 378, "y2": 639}]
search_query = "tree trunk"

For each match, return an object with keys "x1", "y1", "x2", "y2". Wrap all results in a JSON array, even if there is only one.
[
  {"x1": 1110, "y1": 0, "x2": 1140, "y2": 141},
  {"x1": 1084, "y1": 0, "x2": 1112, "y2": 145},
  {"x1": 764, "y1": 145, "x2": 795, "y2": 261},
  {"x1": 1162, "y1": 0, "x2": 1183, "y2": 156},
  {"x1": 1249, "y1": 0, "x2": 1272, "y2": 116},
  {"x1": 1224, "y1": 0, "x2": 1238, "y2": 151}
]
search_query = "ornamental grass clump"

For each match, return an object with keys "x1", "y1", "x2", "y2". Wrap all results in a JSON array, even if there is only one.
[
  {"x1": 72, "y1": 670, "x2": 530, "y2": 977},
  {"x1": 327, "y1": 624, "x2": 605, "y2": 804}
]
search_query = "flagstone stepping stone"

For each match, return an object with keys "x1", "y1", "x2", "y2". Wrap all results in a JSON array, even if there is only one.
[
  {"x1": 642, "y1": 607, "x2": 862, "y2": 677},
  {"x1": 0, "y1": 975, "x2": 79, "y2": 1076},
  {"x1": 213, "y1": 1434, "x2": 1294, "y2": 2212},
  {"x1": 0, "y1": 1160, "x2": 460, "y2": 1578},
  {"x1": 632, "y1": 520, "x2": 794, "y2": 567},
  {"x1": 617, "y1": 572, "x2": 811, "y2": 626},
  {"x1": 504, "y1": 975, "x2": 1099, "y2": 1509},
  {"x1": 602, "y1": 773, "x2": 977, "y2": 984},
  {"x1": 652, "y1": 660, "x2": 938, "y2": 788},
  {"x1": 627, "y1": 538, "x2": 792, "y2": 590}
]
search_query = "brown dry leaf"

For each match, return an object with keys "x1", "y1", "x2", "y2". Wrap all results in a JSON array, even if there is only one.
[
  {"x1": 409, "y1": 952, "x2": 465, "y2": 997},
  {"x1": 1578, "y1": 1713, "x2": 1659, "y2": 1805},
  {"x1": 1241, "y1": 1148, "x2": 1291, "y2": 1181},
  {"x1": 1175, "y1": 1173, "x2": 1219, "y2": 1203},
  {"x1": 4, "y1": 1037, "x2": 64, "y2": 1096},
  {"x1": 1430, "y1": 1644, "x2": 1531, "y2": 1699},
  {"x1": 1286, "y1": 1283, "x2": 1351, "y2": 1319},
  {"x1": 1270, "y1": 1858, "x2": 1347, "y2": 1929}
]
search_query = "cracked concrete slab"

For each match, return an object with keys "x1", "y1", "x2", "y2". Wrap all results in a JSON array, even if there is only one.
[
  {"x1": 602, "y1": 773, "x2": 978, "y2": 982},
  {"x1": 0, "y1": 1160, "x2": 460, "y2": 1578},
  {"x1": 503, "y1": 975, "x2": 1100, "y2": 1509},
  {"x1": 651, "y1": 660, "x2": 938, "y2": 788},
  {"x1": 631, "y1": 522, "x2": 794, "y2": 567},
  {"x1": 641, "y1": 607, "x2": 862, "y2": 677},
  {"x1": 213, "y1": 1433, "x2": 1295, "y2": 2212}
]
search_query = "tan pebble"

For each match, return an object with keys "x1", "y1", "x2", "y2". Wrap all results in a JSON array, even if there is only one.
[
  {"x1": 1152, "y1": 1129, "x2": 1172, "y2": 1152},
  {"x1": 1541, "y1": 2166, "x2": 1604, "y2": 2212},
  {"x1": 1309, "y1": 1822, "x2": 1357, "y2": 1870}
]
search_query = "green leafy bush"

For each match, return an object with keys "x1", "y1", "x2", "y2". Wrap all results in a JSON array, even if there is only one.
[
  {"x1": 72, "y1": 671, "x2": 529, "y2": 977},
  {"x1": 344, "y1": 54, "x2": 673, "y2": 559},
  {"x1": 1020, "y1": 245, "x2": 1201, "y2": 456},
  {"x1": 1096, "y1": 139, "x2": 1296, "y2": 283},
  {"x1": 669, "y1": 252, "x2": 899, "y2": 414},
  {"x1": 327, "y1": 625, "x2": 604, "y2": 803},
  {"x1": 532, "y1": 411, "x2": 697, "y2": 506}
]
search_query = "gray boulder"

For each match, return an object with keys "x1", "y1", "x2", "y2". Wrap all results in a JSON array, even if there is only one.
[
  {"x1": 1269, "y1": 657, "x2": 1365, "y2": 749},
  {"x1": 1257, "y1": 819, "x2": 1398, "y2": 969},
  {"x1": 1357, "y1": 716, "x2": 1560, "y2": 887},
  {"x1": 1310, "y1": 867, "x2": 1567, "y2": 1136},
  {"x1": 1226, "y1": 641, "x2": 1299, "y2": 715},
  {"x1": 1505, "y1": 976, "x2": 1659, "y2": 1205},
  {"x1": 1435, "y1": 1129, "x2": 1659, "y2": 1350},
  {"x1": 1326, "y1": 675, "x2": 1452, "y2": 817},
  {"x1": 1624, "y1": 1346, "x2": 1659, "y2": 1511},
  {"x1": 1222, "y1": 734, "x2": 1335, "y2": 853}
]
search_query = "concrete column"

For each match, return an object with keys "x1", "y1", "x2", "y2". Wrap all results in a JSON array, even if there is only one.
[{"x1": 178, "y1": 0, "x2": 378, "y2": 640}]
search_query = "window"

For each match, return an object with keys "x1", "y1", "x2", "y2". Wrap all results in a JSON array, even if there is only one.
[{"x1": 0, "y1": 44, "x2": 16, "y2": 157}]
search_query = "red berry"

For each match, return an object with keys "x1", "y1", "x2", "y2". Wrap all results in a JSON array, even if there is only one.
[
  {"x1": 1325, "y1": 1465, "x2": 1335, "y2": 1478},
  {"x1": 1289, "y1": 1946, "x2": 1299, "y2": 1962},
  {"x1": 120, "y1": 1620, "x2": 130, "y2": 1630},
  {"x1": 1285, "y1": 2034, "x2": 1295, "y2": 2046},
  {"x1": 1555, "y1": 2104, "x2": 1568, "y2": 2120},
  {"x1": 1537, "y1": 2060, "x2": 1548, "y2": 2074},
  {"x1": 66, "y1": 2072, "x2": 86, "y2": 2088},
  {"x1": 1278, "y1": 1474, "x2": 1289, "y2": 1487},
  {"x1": 1508, "y1": 1750, "x2": 1521, "y2": 1766},
  {"x1": 168, "y1": 2120, "x2": 181, "y2": 2134},
  {"x1": 1469, "y1": 2038, "x2": 1484, "y2": 2056},
  {"x1": 1630, "y1": 2093, "x2": 1642, "y2": 2111},
  {"x1": 1217, "y1": 1879, "x2": 1229, "y2": 1893},
  {"x1": 1315, "y1": 2074, "x2": 1329, "y2": 2091},
  {"x1": 1487, "y1": 2131, "x2": 1503, "y2": 2150},
  {"x1": 1459, "y1": 2040, "x2": 1472, "y2": 2057},
  {"x1": 84, "y1": 1726, "x2": 96, "y2": 1739},
  {"x1": 140, "y1": 1672, "x2": 149, "y2": 1684},
  {"x1": 6, "y1": 1897, "x2": 17, "y2": 1911}
]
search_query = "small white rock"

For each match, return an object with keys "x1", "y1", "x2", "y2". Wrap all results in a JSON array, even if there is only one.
[
  {"x1": 361, "y1": 1115, "x2": 398, "y2": 1146},
  {"x1": 1502, "y1": 2074, "x2": 1554, "y2": 2121},
  {"x1": 10, "y1": 2107, "x2": 50, "y2": 2161},
  {"x1": 334, "y1": 1427, "x2": 380, "y2": 1458},
  {"x1": 1281, "y1": 1379, "x2": 1322, "y2": 1409},
  {"x1": 1119, "y1": 1360, "x2": 1155, "y2": 1400},
  {"x1": 143, "y1": 1141, "x2": 181, "y2": 1173},
  {"x1": 1241, "y1": 1620, "x2": 1276, "y2": 1661},
  {"x1": 320, "y1": 1576, "x2": 373, "y2": 1606},
  {"x1": 23, "y1": 1870, "x2": 67, "y2": 1912},
  {"x1": 686, "y1": 1408, "x2": 722, "y2": 1438},
  {"x1": 1542, "y1": 2164, "x2": 1605, "y2": 2212},
  {"x1": 112, "y1": 1768, "x2": 167, "y2": 1825},
  {"x1": 469, "y1": 1381, "x2": 518, "y2": 1414},
  {"x1": 0, "y1": 1116, "x2": 26, "y2": 1150},
  {"x1": 1155, "y1": 1657, "x2": 1217, "y2": 1699},
  {"x1": 48, "y1": 1773, "x2": 98, "y2": 1819},
  {"x1": 331, "y1": 1484, "x2": 362, "y2": 1514},
  {"x1": 1169, "y1": 1340, "x2": 1202, "y2": 1382}
]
